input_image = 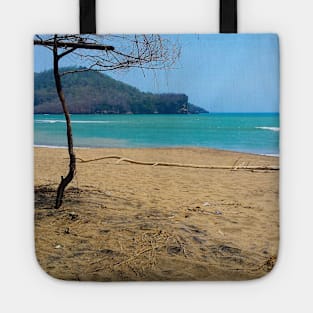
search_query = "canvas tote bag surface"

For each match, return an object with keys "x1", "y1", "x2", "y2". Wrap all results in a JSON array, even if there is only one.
[{"x1": 34, "y1": 0, "x2": 280, "y2": 281}]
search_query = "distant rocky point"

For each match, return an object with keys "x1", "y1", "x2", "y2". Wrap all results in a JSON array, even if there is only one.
[{"x1": 34, "y1": 68, "x2": 208, "y2": 114}]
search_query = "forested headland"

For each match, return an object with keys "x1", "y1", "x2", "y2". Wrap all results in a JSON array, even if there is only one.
[{"x1": 34, "y1": 68, "x2": 207, "y2": 114}]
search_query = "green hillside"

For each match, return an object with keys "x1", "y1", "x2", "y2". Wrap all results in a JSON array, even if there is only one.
[{"x1": 34, "y1": 68, "x2": 207, "y2": 114}]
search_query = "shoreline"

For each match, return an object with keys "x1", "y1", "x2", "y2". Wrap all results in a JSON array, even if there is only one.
[{"x1": 34, "y1": 145, "x2": 279, "y2": 158}]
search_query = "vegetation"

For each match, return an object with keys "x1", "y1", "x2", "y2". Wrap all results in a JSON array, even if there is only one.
[{"x1": 34, "y1": 68, "x2": 207, "y2": 114}]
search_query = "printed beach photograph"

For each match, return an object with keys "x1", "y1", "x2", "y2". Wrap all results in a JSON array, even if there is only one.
[{"x1": 34, "y1": 34, "x2": 280, "y2": 281}]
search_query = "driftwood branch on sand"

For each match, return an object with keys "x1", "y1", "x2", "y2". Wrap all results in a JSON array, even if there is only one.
[{"x1": 75, "y1": 155, "x2": 279, "y2": 171}]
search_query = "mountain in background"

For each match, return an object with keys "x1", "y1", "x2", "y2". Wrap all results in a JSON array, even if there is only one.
[{"x1": 34, "y1": 68, "x2": 207, "y2": 114}]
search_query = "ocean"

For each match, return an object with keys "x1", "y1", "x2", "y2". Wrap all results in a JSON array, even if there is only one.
[{"x1": 34, "y1": 113, "x2": 279, "y2": 156}]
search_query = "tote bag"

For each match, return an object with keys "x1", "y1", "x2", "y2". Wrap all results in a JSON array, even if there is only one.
[{"x1": 34, "y1": 0, "x2": 280, "y2": 281}]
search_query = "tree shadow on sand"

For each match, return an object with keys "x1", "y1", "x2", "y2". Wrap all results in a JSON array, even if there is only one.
[{"x1": 35, "y1": 185, "x2": 82, "y2": 213}]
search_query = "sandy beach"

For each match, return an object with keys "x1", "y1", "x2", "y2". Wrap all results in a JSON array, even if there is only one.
[{"x1": 34, "y1": 147, "x2": 279, "y2": 281}]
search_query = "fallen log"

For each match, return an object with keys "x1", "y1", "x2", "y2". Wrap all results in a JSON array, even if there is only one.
[{"x1": 75, "y1": 155, "x2": 279, "y2": 171}]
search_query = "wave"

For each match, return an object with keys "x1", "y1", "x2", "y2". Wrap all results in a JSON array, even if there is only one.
[
  {"x1": 35, "y1": 120, "x2": 64, "y2": 124},
  {"x1": 256, "y1": 126, "x2": 280, "y2": 132},
  {"x1": 34, "y1": 145, "x2": 90, "y2": 149},
  {"x1": 35, "y1": 119, "x2": 115, "y2": 124},
  {"x1": 34, "y1": 144, "x2": 67, "y2": 148},
  {"x1": 260, "y1": 153, "x2": 280, "y2": 157}
]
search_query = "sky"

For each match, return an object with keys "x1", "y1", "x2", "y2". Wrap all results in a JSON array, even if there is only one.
[{"x1": 34, "y1": 34, "x2": 280, "y2": 113}]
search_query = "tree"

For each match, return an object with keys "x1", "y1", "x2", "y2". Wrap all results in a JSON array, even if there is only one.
[{"x1": 34, "y1": 34, "x2": 180, "y2": 209}]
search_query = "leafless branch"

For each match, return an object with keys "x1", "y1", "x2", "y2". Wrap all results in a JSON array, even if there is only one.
[
  {"x1": 34, "y1": 39, "x2": 115, "y2": 51},
  {"x1": 58, "y1": 47, "x2": 77, "y2": 60},
  {"x1": 34, "y1": 34, "x2": 180, "y2": 75}
]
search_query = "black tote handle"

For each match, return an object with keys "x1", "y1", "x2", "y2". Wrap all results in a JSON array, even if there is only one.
[
  {"x1": 80, "y1": 0, "x2": 96, "y2": 34},
  {"x1": 220, "y1": 0, "x2": 237, "y2": 33},
  {"x1": 79, "y1": 0, "x2": 237, "y2": 34}
]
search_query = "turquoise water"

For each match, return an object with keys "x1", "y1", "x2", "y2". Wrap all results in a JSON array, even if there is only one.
[{"x1": 34, "y1": 113, "x2": 279, "y2": 155}]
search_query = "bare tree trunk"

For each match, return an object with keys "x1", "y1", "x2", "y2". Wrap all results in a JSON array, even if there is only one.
[{"x1": 53, "y1": 36, "x2": 76, "y2": 209}]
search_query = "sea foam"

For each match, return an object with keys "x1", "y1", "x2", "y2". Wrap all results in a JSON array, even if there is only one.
[
  {"x1": 256, "y1": 126, "x2": 280, "y2": 132},
  {"x1": 35, "y1": 119, "x2": 114, "y2": 124}
]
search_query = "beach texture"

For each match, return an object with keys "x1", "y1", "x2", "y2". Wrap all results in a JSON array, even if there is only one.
[{"x1": 34, "y1": 147, "x2": 279, "y2": 281}]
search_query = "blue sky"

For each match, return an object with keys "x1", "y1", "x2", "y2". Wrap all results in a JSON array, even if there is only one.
[{"x1": 34, "y1": 34, "x2": 280, "y2": 113}]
